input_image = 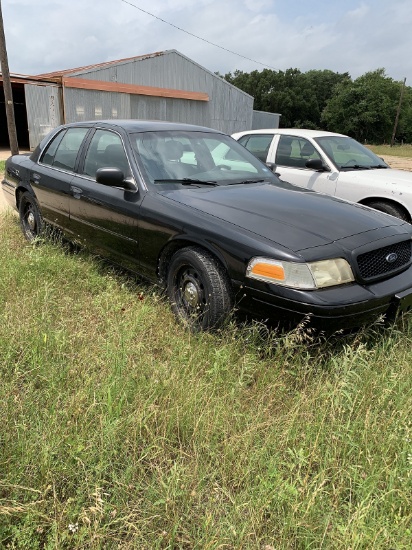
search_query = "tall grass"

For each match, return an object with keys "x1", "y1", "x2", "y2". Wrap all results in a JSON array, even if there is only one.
[
  {"x1": 1, "y1": 212, "x2": 412, "y2": 548},
  {"x1": 368, "y1": 144, "x2": 412, "y2": 158}
]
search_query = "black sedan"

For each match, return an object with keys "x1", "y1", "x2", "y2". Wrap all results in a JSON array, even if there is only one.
[{"x1": 2, "y1": 120, "x2": 412, "y2": 331}]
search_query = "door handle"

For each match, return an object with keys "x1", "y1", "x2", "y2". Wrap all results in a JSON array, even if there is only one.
[{"x1": 70, "y1": 186, "x2": 83, "y2": 198}]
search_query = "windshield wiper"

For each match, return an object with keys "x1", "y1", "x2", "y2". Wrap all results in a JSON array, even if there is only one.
[
  {"x1": 340, "y1": 165, "x2": 372, "y2": 170},
  {"x1": 154, "y1": 178, "x2": 218, "y2": 186},
  {"x1": 369, "y1": 164, "x2": 388, "y2": 169},
  {"x1": 229, "y1": 178, "x2": 266, "y2": 184}
]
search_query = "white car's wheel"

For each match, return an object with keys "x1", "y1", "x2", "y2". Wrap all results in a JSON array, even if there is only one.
[{"x1": 367, "y1": 200, "x2": 409, "y2": 221}]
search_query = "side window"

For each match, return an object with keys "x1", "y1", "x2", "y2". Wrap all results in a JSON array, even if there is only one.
[
  {"x1": 276, "y1": 136, "x2": 321, "y2": 168},
  {"x1": 296, "y1": 138, "x2": 320, "y2": 163},
  {"x1": 239, "y1": 134, "x2": 273, "y2": 162},
  {"x1": 82, "y1": 130, "x2": 130, "y2": 178},
  {"x1": 238, "y1": 135, "x2": 249, "y2": 147},
  {"x1": 275, "y1": 135, "x2": 294, "y2": 166},
  {"x1": 41, "y1": 127, "x2": 89, "y2": 171},
  {"x1": 41, "y1": 130, "x2": 66, "y2": 166}
]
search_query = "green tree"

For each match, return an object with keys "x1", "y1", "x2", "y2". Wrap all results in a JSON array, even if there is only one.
[
  {"x1": 224, "y1": 68, "x2": 349, "y2": 129},
  {"x1": 302, "y1": 69, "x2": 351, "y2": 127},
  {"x1": 321, "y1": 69, "x2": 405, "y2": 143},
  {"x1": 223, "y1": 66, "x2": 412, "y2": 143}
]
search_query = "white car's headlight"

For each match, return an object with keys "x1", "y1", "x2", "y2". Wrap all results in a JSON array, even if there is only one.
[{"x1": 246, "y1": 257, "x2": 354, "y2": 289}]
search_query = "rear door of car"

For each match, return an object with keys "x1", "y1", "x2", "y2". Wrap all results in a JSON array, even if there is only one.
[
  {"x1": 68, "y1": 128, "x2": 141, "y2": 270},
  {"x1": 33, "y1": 126, "x2": 91, "y2": 231},
  {"x1": 237, "y1": 133, "x2": 276, "y2": 163}
]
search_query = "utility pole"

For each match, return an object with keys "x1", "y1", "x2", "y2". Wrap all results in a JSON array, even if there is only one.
[
  {"x1": 0, "y1": 0, "x2": 19, "y2": 155},
  {"x1": 390, "y1": 77, "x2": 407, "y2": 147}
]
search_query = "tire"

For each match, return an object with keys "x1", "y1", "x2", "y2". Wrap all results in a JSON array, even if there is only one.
[
  {"x1": 19, "y1": 192, "x2": 44, "y2": 242},
  {"x1": 166, "y1": 247, "x2": 233, "y2": 330},
  {"x1": 367, "y1": 200, "x2": 409, "y2": 222}
]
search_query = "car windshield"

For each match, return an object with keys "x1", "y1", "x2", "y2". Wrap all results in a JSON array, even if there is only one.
[
  {"x1": 130, "y1": 130, "x2": 278, "y2": 185},
  {"x1": 314, "y1": 136, "x2": 388, "y2": 171}
]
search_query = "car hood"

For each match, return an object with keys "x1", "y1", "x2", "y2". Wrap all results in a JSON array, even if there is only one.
[
  {"x1": 160, "y1": 182, "x2": 404, "y2": 252},
  {"x1": 339, "y1": 167, "x2": 412, "y2": 187}
]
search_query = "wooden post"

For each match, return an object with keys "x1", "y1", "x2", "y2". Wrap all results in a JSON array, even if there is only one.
[
  {"x1": 0, "y1": 0, "x2": 19, "y2": 155},
  {"x1": 390, "y1": 77, "x2": 406, "y2": 147}
]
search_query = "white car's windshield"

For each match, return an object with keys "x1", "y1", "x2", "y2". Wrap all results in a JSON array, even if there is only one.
[
  {"x1": 314, "y1": 136, "x2": 388, "y2": 171},
  {"x1": 131, "y1": 131, "x2": 278, "y2": 185}
]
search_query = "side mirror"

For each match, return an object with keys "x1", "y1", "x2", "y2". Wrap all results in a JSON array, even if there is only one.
[
  {"x1": 266, "y1": 162, "x2": 280, "y2": 177},
  {"x1": 305, "y1": 158, "x2": 329, "y2": 172},
  {"x1": 96, "y1": 167, "x2": 136, "y2": 190}
]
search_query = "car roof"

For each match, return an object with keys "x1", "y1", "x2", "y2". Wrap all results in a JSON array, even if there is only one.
[
  {"x1": 64, "y1": 119, "x2": 224, "y2": 134},
  {"x1": 232, "y1": 128, "x2": 347, "y2": 139}
]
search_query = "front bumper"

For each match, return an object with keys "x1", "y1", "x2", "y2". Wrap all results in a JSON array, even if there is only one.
[{"x1": 237, "y1": 264, "x2": 412, "y2": 330}]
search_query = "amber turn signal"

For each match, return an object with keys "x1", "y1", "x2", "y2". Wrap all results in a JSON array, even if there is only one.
[{"x1": 250, "y1": 262, "x2": 285, "y2": 281}]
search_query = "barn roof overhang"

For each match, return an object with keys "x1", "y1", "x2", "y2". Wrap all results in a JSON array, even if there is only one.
[
  {"x1": 0, "y1": 72, "x2": 209, "y2": 102},
  {"x1": 0, "y1": 73, "x2": 59, "y2": 86},
  {"x1": 62, "y1": 76, "x2": 209, "y2": 101}
]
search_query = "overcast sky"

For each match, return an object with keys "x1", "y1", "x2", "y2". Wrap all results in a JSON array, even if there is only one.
[{"x1": 2, "y1": 0, "x2": 411, "y2": 81}]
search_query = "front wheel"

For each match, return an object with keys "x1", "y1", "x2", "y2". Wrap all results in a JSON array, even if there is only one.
[
  {"x1": 367, "y1": 200, "x2": 409, "y2": 222},
  {"x1": 19, "y1": 192, "x2": 44, "y2": 242},
  {"x1": 166, "y1": 247, "x2": 233, "y2": 330}
]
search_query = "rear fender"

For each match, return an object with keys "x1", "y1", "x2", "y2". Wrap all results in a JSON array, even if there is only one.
[{"x1": 16, "y1": 184, "x2": 37, "y2": 210}]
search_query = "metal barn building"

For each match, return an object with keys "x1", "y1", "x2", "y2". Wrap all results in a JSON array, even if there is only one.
[{"x1": 1, "y1": 50, "x2": 279, "y2": 150}]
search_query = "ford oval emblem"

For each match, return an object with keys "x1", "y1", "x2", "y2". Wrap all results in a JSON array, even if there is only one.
[{"x1": 386, "y1": 252, "x2": 398, "y2": 263}]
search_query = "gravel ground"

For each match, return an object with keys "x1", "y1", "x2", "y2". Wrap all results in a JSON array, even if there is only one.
[{"x1": 378, "y1": 155, "x2": 412, "y2": 171}]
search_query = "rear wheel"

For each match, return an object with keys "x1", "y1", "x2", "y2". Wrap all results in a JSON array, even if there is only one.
[
  {"x1": 19, "y1": 192, "x2": 44, "y2": 242},
  {"x1": 366, "y1": 200, "x2": 409, "y2": 221},
  {"x1": 166, "y1": 247, "x2": 232, "y2": 330}
]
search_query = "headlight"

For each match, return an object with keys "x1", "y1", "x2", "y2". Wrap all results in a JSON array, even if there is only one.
[{"x1": 246, "y1": 257, "x2": 354, "y2": 289}]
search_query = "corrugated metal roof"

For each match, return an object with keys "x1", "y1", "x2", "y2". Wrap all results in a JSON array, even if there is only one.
[
  {"x1": 2, "y1": 50, "x2": 253, "y2": 101},
  {"x1": 33, "y1": 49, "x2": 253, "y2": 100},
  {"x1": 0, "y1": 72, "x2": 59, "y2": 85},
  {"x1": 35, "y1": 50, "x2": 168, "y2": 79}
]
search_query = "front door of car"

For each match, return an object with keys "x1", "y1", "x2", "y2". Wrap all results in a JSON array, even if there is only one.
[
  {"x1": 273, "y1": 135, "x2": 338, "y2": 196},
  {"x1": 68, "y1": 129, "x2": 141, "y2": 270},
  {"x1": 32, "y1": 127, "x2": 90, "y2": 231}
]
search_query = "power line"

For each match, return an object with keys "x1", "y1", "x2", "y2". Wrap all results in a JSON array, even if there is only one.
[{"x1": 118, "y1": 0, "x2": 279, "y2": 71}]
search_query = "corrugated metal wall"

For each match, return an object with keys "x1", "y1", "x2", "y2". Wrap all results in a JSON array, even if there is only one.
[
  {"x1": 252, "y1": 110, "x2": 281, "y2": 130},
  {"x1": 130, "y1": 96, "x2": 210, "y2": 126},
  {"x1": 65, "y1": 51, "x2": 253, "y2": 134},
  {"x1": 25, "y1": 84, "x2": 63, "y2": 149},
  {"x1": 63, "y1": 88, "x2": 131, "y2": 122}
]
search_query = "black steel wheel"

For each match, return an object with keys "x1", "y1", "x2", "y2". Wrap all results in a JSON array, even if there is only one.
[
  {"x1": 19, "y1": 192, "x2": 44, "y2": 242},
  {"x1": 367, "y1": 200, "x2": 409, "y2": 222},
  {"x1": 167, "y1": 247, "x2": 233, "y2": 330}
]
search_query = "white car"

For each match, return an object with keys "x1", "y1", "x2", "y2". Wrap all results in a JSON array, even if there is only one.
[{"x1": 232, "y1": 128, "x2": 412, "y2": 221}]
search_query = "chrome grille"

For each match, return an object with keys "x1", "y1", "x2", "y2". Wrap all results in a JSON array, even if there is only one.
[{"x1": 357, "y1": 240, "x2": 411, "y2": 280}]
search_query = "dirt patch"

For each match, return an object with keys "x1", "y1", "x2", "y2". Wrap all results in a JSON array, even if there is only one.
[{"x1": 380, "y1": 155, "x2": 412, "y2": 171}]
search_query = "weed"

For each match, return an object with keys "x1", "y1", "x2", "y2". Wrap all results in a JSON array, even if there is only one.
[{"x1": 1, "y1": 213, "x2": 412, "y2": 548}]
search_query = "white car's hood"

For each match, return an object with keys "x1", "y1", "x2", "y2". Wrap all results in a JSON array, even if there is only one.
[{"x1": 339, "y1": 167, "x2": 412, "y2": 188}]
